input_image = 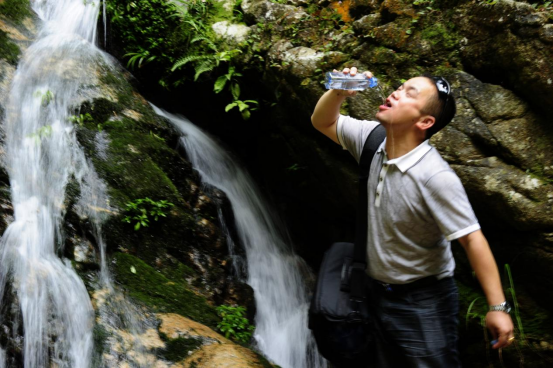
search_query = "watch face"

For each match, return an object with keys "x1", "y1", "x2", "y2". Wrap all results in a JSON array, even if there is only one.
[{"x1": 505, "y1": 301, "x2": 512, "y2": 314}]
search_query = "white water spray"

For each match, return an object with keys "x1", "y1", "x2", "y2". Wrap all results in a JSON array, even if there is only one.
[
  {"x1": 0, "y1": 0, "x2": 113, "y2": 366},
  {"x1": 152, "y1": 105, "x2": 327, "y2": 368}
]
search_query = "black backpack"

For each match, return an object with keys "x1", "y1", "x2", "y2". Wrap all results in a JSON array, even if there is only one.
[{"x1": 308, "y1": 124, "x2": 386, "y2": 367}]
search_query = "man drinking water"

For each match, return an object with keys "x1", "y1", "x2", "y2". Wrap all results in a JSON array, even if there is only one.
[{"x1": 311, "y1": 67, "x2": 514, "y2": 367}]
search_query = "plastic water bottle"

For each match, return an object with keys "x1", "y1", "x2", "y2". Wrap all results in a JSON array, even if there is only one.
[{"x1": 325, "y1": 72, "x2": 378, "y2": 91}]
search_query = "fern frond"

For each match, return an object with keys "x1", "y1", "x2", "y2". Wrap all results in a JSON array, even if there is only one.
[
  {"x1": 172, "y1": 54, "x2": 211, "y2": 71},
  {"x1": 191, "y1": 35, "x2": 217, "y2": 52},
  {"x1": 194, "y1": 61, "x2": 215, "y2": 81}
]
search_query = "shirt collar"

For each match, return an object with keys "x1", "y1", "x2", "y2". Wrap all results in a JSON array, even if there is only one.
[{"x1": 377, "y1": 138, "x2": 432, "y2": 173}]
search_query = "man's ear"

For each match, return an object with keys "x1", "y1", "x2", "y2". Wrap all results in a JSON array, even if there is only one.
[{"x1": 416, "y1": 115, "x2": 436, "y2": 132}]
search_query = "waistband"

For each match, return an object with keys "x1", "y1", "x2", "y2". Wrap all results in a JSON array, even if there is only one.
[{"x1": 369, "y1": 275, "x2": 449, "y2": 293}]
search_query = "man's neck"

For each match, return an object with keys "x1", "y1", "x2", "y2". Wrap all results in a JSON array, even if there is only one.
[{"x1": 384, "y1": 129, "x2": 425, "y2": 160}]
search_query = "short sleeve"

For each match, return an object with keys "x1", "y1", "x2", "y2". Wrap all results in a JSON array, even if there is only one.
[
  {"x1": 423, "y1": 170, "x2": 480, "y2": 241},
  {"x1": 336, "y1": 115, "x2": 380, "y2": 163}
]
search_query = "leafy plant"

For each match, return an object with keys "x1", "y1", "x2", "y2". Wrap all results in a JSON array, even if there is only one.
[
  {"x1": 225, "y1": 99, "x2": 258, "y2": 120},
  {"x1": 27, "y1": 125, "x2": 53, "y2": 144},
  {"x1": 125, "y1": 48, "x2": 157, "y2": 69},
  {"x1": 214, "y1": 65, "x2": 242, "y2": 95},
  {"x1": 122, "y1": 197, "x2": 174, "y2": 230},
  {"x1": 172, "y1": 48, "x2": 240, "y2": 81},
  {"x1": 216, "y1": 305, "x2": 254, "y2": 343},
  {"x1": 34, "y1": 90, "x2": 54, "y2": 106},
  {"x1": 68, "y1": 113, "x2": 94, "y2": 126},
  {"x1": 105, "y1": 0, "x2": 207, "y2": 85},
  {"x1": 531, "y1": 0, "x2": 552, "y2": 10}
]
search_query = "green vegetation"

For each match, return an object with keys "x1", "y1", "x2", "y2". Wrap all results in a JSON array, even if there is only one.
[
  {"x1": 465, "y1": 265, "x2": 524, "y2": 341},
  {"x1": 112, "y1": 252, "x2": 219, "y2": 327},
  {"x1": 461, "y1": 264, "x2": 553, "y2": 367},
  {"x1": 0, "y1": 0, "x2": 32, "y2": 24},
  {"x1": 106, "y1": 0, "x2": 259, "y2": 119},
  {"x1": 420, "y1": 22, "x2": 460, "y2": 50},
  {"x1": 27, "y1": 125, "x2": 52, "y2": 144},
  {"x1": 106, "y1": 0, "x2": 218, "y2": 87},
  {"x1": 34, "y1": 89, "x2": 54, "y2": 106},
  {"x1": 69, "y1": 113, "x2": 94, "y2": 126},
  {"x1": 158, "y1": 333, "x2": 202, "y2": 362},
  {"x1": 122, "y1": 197, "x2": 174, "y2": 230},
  {"x1": 216, "y1": 305, "x2": 255, "y2": 343},
  {"x1": 0, "y1": 30, "x2": 20, "y2": 65}
]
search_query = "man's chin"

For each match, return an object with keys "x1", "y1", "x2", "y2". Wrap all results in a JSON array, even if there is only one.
[{"x1": 375, "y1": 112, "x2": 386, "y2": 124}]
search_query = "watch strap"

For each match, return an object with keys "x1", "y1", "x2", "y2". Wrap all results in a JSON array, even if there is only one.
[{"x1": 489, "y1": 301, "x2": 511, "y2": 313}]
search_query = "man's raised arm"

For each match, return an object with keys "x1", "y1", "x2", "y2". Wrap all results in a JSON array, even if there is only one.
[{"x1": 311, "y1": 67, "x2": 372, "y2": 144}]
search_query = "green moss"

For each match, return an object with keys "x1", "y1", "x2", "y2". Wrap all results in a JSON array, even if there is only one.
[
  {"x1": 73, "y1": 98, "x2": 202, "y2": 266},
  {"x1": 370, "y1": 46, "x2": 407, "y2": 65},
  {"x1": 0, "y1": 0, "x2": 32, "y2": 24},
  {"x1": 92, "y1": 323, "x2": 110, "y2": 359},
  {"x1": 112, "y1": 252, "x2": 219, "y2": 327},
  {"x1": 75, "y1": 99, "x2": 183, "y2": 205},
  {"x1": 158, "y1": 332, "x2": 202, "y2": 362},
  {"x1": 159, "y1": 261, "x2": 196, "y2": 283},
  {"x1": 0, "y1": 30, "x2": 20, "y2": 65},
  {"x1": 420, "y1": 22, "x2": 460, "y2": 50}
]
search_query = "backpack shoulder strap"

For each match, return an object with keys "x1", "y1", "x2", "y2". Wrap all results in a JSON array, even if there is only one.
[
  {"x1": 358, "y1": 124, "x2": 386, "y2": 184},
  {"x1": 354, "y1": 124, "x2": 386, "y2": 264},
  {"x1": 350, "y1": 124, "x2": 386, "y2": 301}
]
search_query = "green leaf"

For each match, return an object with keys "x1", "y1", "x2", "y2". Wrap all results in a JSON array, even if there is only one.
[
  {"x1": 241, "y1": 109, "x2": 251, "y2": 120},
  {"x1": 130, "y1": 266, "x2": 137, "y2": 274},
  {"x1": 134, "y1": 222, "x2": 140, "y2": 231},
  {"x1": 237, "y1": 101, "x2": 248, "y2": 112},
  {"x1": 230, "y1": 83, "x2": 241, "y2": 100},
  {"x1": 225, "y1": 102, "x2": 238, "y2": 112},
  {"x1": 214, "y1": 76, "x2": 228, "y2": 94}
]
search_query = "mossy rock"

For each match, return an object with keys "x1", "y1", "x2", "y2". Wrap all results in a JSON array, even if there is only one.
[
  {"x1": 420, "y1": 22, "x2": 460, "y2": 51},
  {"x1": 158, "y1": 333, "x2": 203, "y2": 362},
  {"x1": 111, "y1": 252, "x2": 219, "y2": 328},
  {"x1": 72, "y1": 97, "x2": 202, "y2": 259}
]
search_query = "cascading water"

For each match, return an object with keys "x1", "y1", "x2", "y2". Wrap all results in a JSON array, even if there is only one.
[
  {"x1": 152, "y1": 105, "x2": 328, "y2": 368},
  {"x1": 0, "y1": 0, "x2": 332, "y2": 365},
  {"x1": 0, "y1": 0, "x2": 120, "y2": 366}
]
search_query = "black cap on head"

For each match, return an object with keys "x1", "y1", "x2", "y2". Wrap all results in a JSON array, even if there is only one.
[{"x1": 422, "y1": 75, "x2": 456, "y2": 139}]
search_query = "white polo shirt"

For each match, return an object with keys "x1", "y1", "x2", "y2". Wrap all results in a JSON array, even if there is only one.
[{"x1": 337, "y1": 115, "x2": 480, "y2": 284}]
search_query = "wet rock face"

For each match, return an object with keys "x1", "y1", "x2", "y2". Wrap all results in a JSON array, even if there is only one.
[
  {"x1": 454, "y1": 0, "x2": 553, "y2": 116},
  {"x1": 241, "y1": 0, "x2": 307, "y2": 24},
  {"x1": 431, "y1": 71, "x2": 553, "y2": 234}
]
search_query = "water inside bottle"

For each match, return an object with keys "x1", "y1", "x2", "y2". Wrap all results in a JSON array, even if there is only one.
[{"x1": 325, "y1": 76, "x2": 370, "y2": 91}]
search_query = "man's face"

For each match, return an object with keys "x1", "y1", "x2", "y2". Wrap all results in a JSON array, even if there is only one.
[{"x1": 375, "y1": 77, "x2": 436, "y2": 128}]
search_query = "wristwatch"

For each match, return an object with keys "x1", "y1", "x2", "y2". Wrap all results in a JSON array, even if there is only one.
[{"x1": 489, "y1": 301, "x2": 512, "y2": 314}]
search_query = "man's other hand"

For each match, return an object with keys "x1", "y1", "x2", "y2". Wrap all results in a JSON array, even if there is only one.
[{"x1": 486, "y1": 311, "x2": 515, "y2": 349}]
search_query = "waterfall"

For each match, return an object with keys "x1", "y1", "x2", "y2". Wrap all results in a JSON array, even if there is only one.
[
  {"x1": 0, "y1": 0, "x2": 330, "y2": 365},
  {"x1": 0, "y1": 0, "x2": 116, "y2": 366},
  {"x1": 152, "y1": 105, "x2": 327, "y2": 368}
]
